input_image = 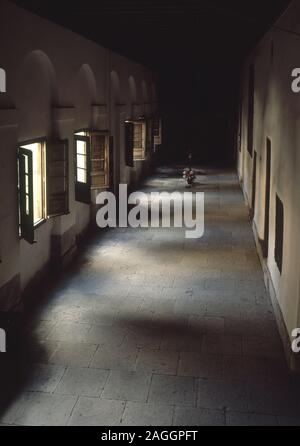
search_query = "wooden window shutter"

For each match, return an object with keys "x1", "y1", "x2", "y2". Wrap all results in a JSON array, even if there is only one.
[
  {"x1": 125, "y1": 121, "x2": 134, "y2": 167},
  {"x1": 153, "y1": 116, "x2": 160, "y2": 137},
  {"x1": 146, "y1": 118, "x2": 153, "y2": 153},
  {"x1": 153, "y1": 116, "x2": 162, "y2": 147},
  {"x1": 75, "y1": 135, "x2": 91, "y2": 204},
  {"x1": 109, "y1": 135, "x2": 114, "y2": 190},
  {"x1": 133, "y1": 121, "x2": 145, "y2": 161},
  {"x1": 151, "y1": 117, "x2": 156, "y2": 151},
  {"x1": 18, "y1": 147, "x2": 34, "y2": 244},
  {"x1": 47, "y1": 139, "x2": 69, "y2": 217},
  {"x1": 90, "y1": 132, "x2": 109, "y2": 189}
]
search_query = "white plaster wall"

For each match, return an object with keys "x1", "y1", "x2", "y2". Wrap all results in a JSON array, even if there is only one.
[
  {"x1": 238, "y1": 0, "x2": 300, "y2": 338},
  {"x1": 0, "y1": 0, "x2": 157, "y2": 302}
]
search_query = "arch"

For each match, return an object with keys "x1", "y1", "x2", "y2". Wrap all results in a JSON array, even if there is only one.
[
  {"x1": 17, "y1": 50, "x2": 58, "y2": 138},
  {"x1": 141, "y1": 80, "x2": 149, "y2": 104},
  {"x1": 110, "y1": 70, "x2": 121, "y2": 103},
  {"x1": 150, "y1": 81, "x2": 157, "y2": 103},
  {"x1": 74, "y1": 63, "x2": 97, "y2": 128},
  {"x1": 128, "y1": 75, "x2": 137, "y2": 103},
  {"x1": 77, "y1": 64, "x2": 97, "y2": 102}
]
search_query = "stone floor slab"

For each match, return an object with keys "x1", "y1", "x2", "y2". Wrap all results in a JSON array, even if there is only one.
[
  {"x1": 68, "y1": 397, "x2": 125, "y2": 426},
  {"x1": 148, "y1": 374, "x2": 196, "y2": 407},
  {"x1": 55, "y1": 367, "x2": 109, "y2": 397},
  {"x1": 101, "y1": 371, "x2": 152, "y2": 402},
  {"x1": 121, "y1": 402, "x2": 174, "y2": 426}
]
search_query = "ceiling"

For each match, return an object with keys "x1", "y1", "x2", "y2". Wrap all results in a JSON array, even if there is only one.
[{"x1": 12, "y1": 0, "x2": 291, "y2": 72}]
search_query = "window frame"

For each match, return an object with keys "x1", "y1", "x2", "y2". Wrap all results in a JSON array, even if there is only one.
[
  {"x1": 75, "y1": 131, "x2": 90, "y2": 185},
  {"x1": 74, "y1": 130, "x2": 91, "y2": 204},
  {"x1": 125, "y1": 119, "x2": 146, "y2": 162},
  {"x1": 18, "y1": 137, "x2": 70, "y2": 243},
  {"x1": 153, "y1": 116, "x2": 162, "y2": 150},
  {"x1": 90, "y1": 130, "x2": 110, "y2": 190},
  {"x1": 74, "y1": 129, "x2": 110, "y2": 204},
  {"x1": 18, "y1": 137, "x2": 47, "y2": 234},
  {"x1": 133, "y1": 120, "x2": 146, "y2": 161}
]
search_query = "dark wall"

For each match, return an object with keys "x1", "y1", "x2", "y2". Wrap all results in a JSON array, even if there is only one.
[{"x1": 159, "y1": 61, "x2": 240, "y2": 167}]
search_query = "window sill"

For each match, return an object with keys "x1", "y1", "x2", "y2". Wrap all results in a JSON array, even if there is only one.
[
  {"x1": 18, "y1": 218, "x2": 48, "y2": 242},
  {"x1": 34, "y1": 218, "x2": 47, "y2": 230}
]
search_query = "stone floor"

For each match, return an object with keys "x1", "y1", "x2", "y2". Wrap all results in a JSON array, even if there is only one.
[{"x1": 0, "y1": 167, "x2": 300, "y2": 426}]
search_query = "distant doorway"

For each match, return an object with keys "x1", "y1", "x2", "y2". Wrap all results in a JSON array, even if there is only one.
[
  {"x1": 262, "y1": 138, "x2": 271, "y2": 257},
  {"x1": 251, "y1": 151, "x2": 257, "y2": 219}
]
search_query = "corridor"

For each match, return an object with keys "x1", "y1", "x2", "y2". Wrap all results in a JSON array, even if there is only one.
[{"x1": 0, "y1": 167, "x2": 299, "y2": 426}]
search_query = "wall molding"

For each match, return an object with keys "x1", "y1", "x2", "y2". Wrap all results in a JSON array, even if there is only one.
[
  {"x1": 52, "y1": 106, "x2": 75, "y2": 122},
  {"x1": 92, "y1": 104, "x2": 107, "y2": 114}
]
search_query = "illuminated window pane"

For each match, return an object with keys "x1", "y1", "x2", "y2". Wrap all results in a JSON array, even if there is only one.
[
  {"x1": 26, "y1": 195, "x2": 29, "y2": 215},
  {"x1": 77, "y1": 168, "x2": 87, "y2": 183},
  {"x1": 76, "y1": 137, "x2": 88, "y2": 184},
  {"x1": 77, "y1": 154, "x2": 86, "y2": 169},
  {"x1": 77, "y1": 140, "x2": 87, "y2": 155},
  {"x1": 22, "y1": 142, "x2": 45, "y2": 225}
]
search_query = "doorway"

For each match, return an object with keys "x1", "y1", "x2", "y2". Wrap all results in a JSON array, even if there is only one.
[
  {"x1": 251, "y1": 151, "x2": 257, "y2": 219},
  {"x1": 262, "y1": 137, "x2": 271, "y2": 257}
]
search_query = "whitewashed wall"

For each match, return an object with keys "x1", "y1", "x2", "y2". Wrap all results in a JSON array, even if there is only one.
[
  {"x1": 238, "y1": 0, "x2": 300, "y2": 369},
  {"x1": 0, "y1": 0, "x2": 157, "y2": 309}
]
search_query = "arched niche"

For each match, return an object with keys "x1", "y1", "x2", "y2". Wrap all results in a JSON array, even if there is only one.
[
  {"x1": 141, "y1": 80, "x2": 149, "y2": 105},
  {"x1": 17, "y1": 50, "x2": 58, "y2": 139},
  {"x1": 150, "y1": 81, "x2": 157, "y2": 103},
  {"x1": 128, "y1": 75, "x2": 137, "y2": 104},
  {"x1": 74, "y1": 63, "x2": 97, "y2": 129},
  {"x1": 110, "y1": 70, "x2": 121, "y2": 104}
]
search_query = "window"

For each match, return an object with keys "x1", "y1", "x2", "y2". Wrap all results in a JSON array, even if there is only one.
[
  {"x1": 125, "y1": 121, "x2": 134, "y2": 167},
  {"x1": 124, "y1": 119, "x2": 147, "y2": 165},
  {"x1": 75, "y1": 132, "x2": 89, "y2": 186},
  {"x1": 146, "y1": 117, "x2": 154, "y2": 153},
  {"x1": 24, "y1": 142, "x2": 46, "y2": 225},
  {"x1": 18, "y1": 142, "x2": 46, "y2": 233},
  {"x1": 275, "y1": 194, "x2": 284, "y2": 274},
  {"x1": 91, "y1": 133, "x2": 109, "y2": 188},
  {"x1": 18, "y1": 139, "x2": 69, "y2": 244},
  {"x1": 133, "y1": 121, "x2": 146, "y2": 161},
  {"x1": 153, "y1": 116, "x2": 162, "y2": 150},
  {"x1": 75, "y1": 130, "x2": 110, "y2": 204}
]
